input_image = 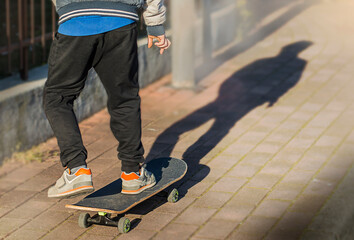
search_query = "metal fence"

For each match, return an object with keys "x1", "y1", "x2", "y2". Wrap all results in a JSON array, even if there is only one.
[{"x1": 0, "y1": 0, "x2": 57, "y2": 80}]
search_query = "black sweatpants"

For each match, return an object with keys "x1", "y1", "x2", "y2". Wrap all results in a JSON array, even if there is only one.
[{"x1": 43, "y1": 23, "x2": 144, "y2": 173}]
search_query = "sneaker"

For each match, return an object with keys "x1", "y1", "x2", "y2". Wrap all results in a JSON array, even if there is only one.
[
  {"x1": 48, "y1": 168, "x2": 94, "y2": 198},
  {"x1": 121, "y1": 166, "x2": 156, "y2": 194}
]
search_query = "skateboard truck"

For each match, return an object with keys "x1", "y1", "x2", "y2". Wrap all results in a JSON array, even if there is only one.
[{"x1": 79, "y1": 212, "x2": 131, "y2": 233}]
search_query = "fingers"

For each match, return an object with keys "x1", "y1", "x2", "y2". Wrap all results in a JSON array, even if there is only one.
[
  {"x1": 159, "y1": 39, "x2": 171, "y2": 55},
  {"x1": 148, "y1": 36, "x2": 154, "y2": 48},
  {"x1": 155, "y1": 36, "x2": 171, "y2": 55},
  {"x1": 154, "y1": 35, "x2": 166, "y2": 47},
  {"x1": 148, "y1": 34, "x2": 171, "y2": 54}
]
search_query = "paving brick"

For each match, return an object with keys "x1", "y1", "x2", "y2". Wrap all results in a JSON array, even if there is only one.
[
  {"x1": 95, "y1": 147, "x2": 119, "y2": 160},
  {"x1": 226, "y1": 164, "x2": 261, "y2": 179},
  {"x1": 174, "y1": 206, "x2": 217, "y2": 225},
  {"x1": 0, "y1": 190, "x2": 37, "y2": 209},
  {"x1": 231, "y1": 187, "x2": 268, "y2": 206},
  {"x1": 155, "y1": 196, "x2": 195, "y2": 214},
  {"x1": 315, "y1": 165, "x2": 348, "y2": 184},
  {"x1": 206, "y1": 155, "x2": 240, "y2": 170},
  {"x1": 294, "y1": 156, "x2": 326, "y2": 172},
  {"x1": 14, "y1": 173, "x2": 55, "y2": 192},
  {"x1": 259, "y1": 160, "x2": 292, "y2": 176},
  {"x1": 6, "y1": 200, "x2": 55, "y2": 220},
  {"x1": 191, "y1": 166, "x2": 228, "y2": 183},
  {"x1": 0, "y1": 217, "x2": 28, "y2": 238},
  {"x1": 241, "y1": 152, "x2": 273, "y2": 166},
  {"x1": 267, "y1": 183, "x2": 303, "y2": 201},
  {"x1": 314, "y1": 135, "x2": 342, "y2": 147},
  {"x1": 300, "y1": 103, "x2": 323, "y2": 113},
  {"x1": 288, "y1": 111, "x2": 313, "y2": 122},
  {"x1": 154, "y1": 223, "x2": 199, "y2": 240},
  {"x1": 0, "y1": 162, "x2": 23, "y2": 178},
  {"x1": 272, "y1": 149, "x2": 303, "y2": 164},
  {"x1": 5, "y1": 228, "x2": 47, "y2": 240},
  {"x1": 265, "y1": 212, "x2": 313, "y2": 240},
  {"x1": 302, "y1": 179, "x2": 336, "y2": 196},
  {"x1": 84, "y1": 223, "x2": 121, "y2": 237},
  {"x1": 0, "y1": 165, "x2": 43, "y2": 184},
  {"x1": 214, "y1": 202, "x2": 255, "y2": 222},
  {"x1": 286, "y1": 137, "x2": 315, "y2": 150},
  {"x1": 251, "y1": 124, "x2": 274, "y2": 135},
  {"x1": 278, "y1": 120, "x2": 304, "y2": 131},
  {"x1": 236, "y1": 215, "x2": 278, "y2": 238},
  {"x1": 289, "y1": 194, "x2": 327, "y2": 214},
  {"x1": 193, "y1": 191, "x2": 233, "y2": 209},
  {"x1": 247, "y1": 173, "x2": 281, "y2": 189},
  {"x1": 40, "y1": 218, "x2": 87, "y2": 240},
  {"x1": 237, "y1": 131, "x2": 269, "y2": 144},
  {"x1": 223, "y1": 143, "x2": 255, "y2": 156},
  {"x1": 135, "y1": 212, "x2": 177, "y2": 231},
  {"x1": 301, "y1": 230, "x2": 335, "y2": 240},
  {"x1": 22, "y1": 210, "x2": 71, "y2": 232},
  {"x1": 78, "y1": 233, "x2": 115, "y2": 240},
  {"x1": 210, "y1": 177, "x2": 247, "y2": 193},
  {"x1": 253, "y1": 141, "x2": 283, "y2": 154},
  {"x1": 179, "y1": 180, "x2": 212, "y2": 198},
  {"x1": 252, "y1": 199, "x2": 291, "y2": 218},
  {"x1": 88, "y1": 157, "x2": 118, "y2": 175},
  {"x1": 31, "y1": 190, "x2": 60, "y2": 204},
  {"x1": 0, "y1": 180, "x2": 19, "y2": 193},
  {"x1": 228, "y1": 231, "x2": 262, "y2": 240},
  {"x1": 308, "y1": 111, "x2": 340, "y2": 129},
  {"x1": 194, "y1": 218, "x2": 239, "y2": 239},
  {"x1": 265, "y1": 131, "x2": 293, "y2": 144},
  {"x1": 296, "y1": 127, "x2": 324, "y2": 139},
  {"x1": 281, "y1": 170, "x2": 314, "y2": 186}
]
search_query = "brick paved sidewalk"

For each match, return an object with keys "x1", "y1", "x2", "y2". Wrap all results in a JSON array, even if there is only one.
[{"x1": 1, "y1": 0, "x2": 354, "y2": 239}]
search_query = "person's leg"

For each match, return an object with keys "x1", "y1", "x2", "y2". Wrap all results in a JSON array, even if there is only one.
[
  {"x1": 94, "y1": 23, "x2": 155, "y2": 194},
  {"x1": 93, "y1": 23, "x2": 144, "y2": 173},
  {"x1": 44, "y1": 32, "x2": 98, "y2": 197},
  {"x1": 43, "y1": 33, "x2": 98, "y2": 169}
]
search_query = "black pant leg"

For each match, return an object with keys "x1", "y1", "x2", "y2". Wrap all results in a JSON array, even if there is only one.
[
  {"x1": 43, "y1": 33, "x2": 98, "y2": 169},
  {"x1": 93, "y1": 23, "x2": 144, "y2": 172}
]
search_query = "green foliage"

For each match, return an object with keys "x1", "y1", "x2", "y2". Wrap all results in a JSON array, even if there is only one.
[{"x1": 6, "y1": 144, "x2": 59, "y2": 164}]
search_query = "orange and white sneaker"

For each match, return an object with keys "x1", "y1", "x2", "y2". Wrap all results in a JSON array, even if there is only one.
[
  {"x1": 121, "y1": 166, "x2": 156, "y2": 194},
  {"x1": 47, "y1": 168, "x2": 94, "y2": 198}
]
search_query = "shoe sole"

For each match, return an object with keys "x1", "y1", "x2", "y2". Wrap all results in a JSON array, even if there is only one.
[
  {"x1": 121, "y1": 182, "x2": 156, "y2": 195},
  {"x1": 48, "y1": 186, "x2": 94, "y2": 199}
]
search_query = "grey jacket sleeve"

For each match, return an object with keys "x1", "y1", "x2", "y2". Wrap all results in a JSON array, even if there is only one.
[{"x1": 143, "y1": 0, "x2": 166, "y2": 36}]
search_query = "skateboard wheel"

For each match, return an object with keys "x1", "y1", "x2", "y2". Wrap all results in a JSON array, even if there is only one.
[
  {"x1": 78, "y1": 213, "x2": 91, "y2": 228},
  {"x1": 167, "y1": 188, "x2": 179, "y2": 203},
  {"x1": 118, "y1": 217, "x2": 131, "y2": 234}
]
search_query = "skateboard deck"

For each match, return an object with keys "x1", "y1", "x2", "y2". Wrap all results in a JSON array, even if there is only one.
[{"x1": 66, "y1": 157, "x2": 187, "y2": 214}]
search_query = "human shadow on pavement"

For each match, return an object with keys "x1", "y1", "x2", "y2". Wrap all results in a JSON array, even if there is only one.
[{"x1": 142, "y1": 41, "x2": 313, "y2": 204}]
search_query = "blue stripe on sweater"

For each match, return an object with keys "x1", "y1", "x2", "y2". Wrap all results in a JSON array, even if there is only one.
[{"x1": 58, "y1": 16, "x2": 134, "y2": 36}]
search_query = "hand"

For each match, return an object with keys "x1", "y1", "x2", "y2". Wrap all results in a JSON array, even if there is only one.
[{"x1": 148, "y1": 35, "x2": 171, "y2": 55}]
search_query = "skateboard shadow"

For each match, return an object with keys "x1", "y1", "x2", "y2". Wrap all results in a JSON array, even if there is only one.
[{"x1": 145, "y1": 41, "x2": 313, "y2": 200}]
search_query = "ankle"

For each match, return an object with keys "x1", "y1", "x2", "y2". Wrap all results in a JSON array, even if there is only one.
[
  {"x1": 121, "y1": 161, "x2": 140, "y2": 173},
  {"x1": 68, "y1": 165, "x2": 87, "y2": 174}
]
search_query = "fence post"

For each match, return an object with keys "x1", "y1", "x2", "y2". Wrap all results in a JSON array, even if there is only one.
[{"x1": 171, "y1": 0, "x2": 196, "y2": 88}]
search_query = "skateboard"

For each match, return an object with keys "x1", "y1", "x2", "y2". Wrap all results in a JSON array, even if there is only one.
[{"x1": 65, "y1": 157, "x2": 187, "y2": 234}]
